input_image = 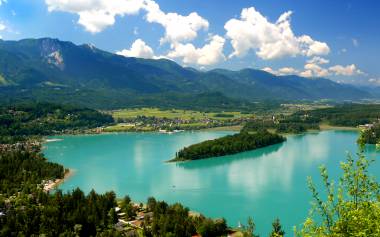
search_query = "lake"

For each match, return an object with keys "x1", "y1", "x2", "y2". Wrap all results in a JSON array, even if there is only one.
[{"x1": 44, "y1": 130, "x2": 380, "y2": 235}]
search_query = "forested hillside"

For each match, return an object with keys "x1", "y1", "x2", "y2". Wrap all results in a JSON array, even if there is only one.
[
  {"x1": 0, "y1": 38, "x2": 372, "y2": 109},
  {"x1": 0, "y1": 102, "x2": 114, "y2": 143}
]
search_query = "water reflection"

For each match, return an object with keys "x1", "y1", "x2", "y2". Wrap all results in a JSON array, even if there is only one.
[
  {"x1": 174, "y1": 131, "x2": 333, "y2": 196},
  {"x1": 44, "y1": 130, "x2": 380, "y2": 236}
]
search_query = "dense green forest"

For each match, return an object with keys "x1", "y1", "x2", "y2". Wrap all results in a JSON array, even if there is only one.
[
  {"x1": 0, "y1": 146, "x2": 64, "y2": 195},
  {"x1": 172, "y1": 130, "x2": 286, "y2": 161},
  {"x1": 0, "y1": 102, "x2": 114, "y2": 143},
  {"x1": 303, "y1": 103, "x2": 380, "y2": 127},
  {"x1": 141, "y1": 197, "x2": 229, "y2": 237},
  {"x1": 0, "y1": 186, "x2": 120, "y2": 237}
]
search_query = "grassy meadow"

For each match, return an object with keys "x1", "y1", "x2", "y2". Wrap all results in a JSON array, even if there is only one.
[{"x1": 110, "y1": 108, "x2": 254, "y2": 121}]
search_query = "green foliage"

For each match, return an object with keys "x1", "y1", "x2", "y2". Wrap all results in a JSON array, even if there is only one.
[
  {"x1": 196, "y1": 218, "x2": 228, "y2": 237},
  {"x1": 173, "y1": 130, "x2": 286, "y2": 161},
  {"x1": 143, "y1": 197, "x2": 228, "y2": 237},
  {"x1": 0, "y1": 148, "x2": 64, "y2": 195},
  {"x1": 0, "y1": 188, "x2": 118, "y2": 237},
  {"x1": 241, "y1": 217, "x2": 259, "y2": 237},
  {"x1": 297, "y1": 146, "x2": 380, "y2": 236},
  {"x1": 147, "y1": 200, "x2": 196, "y2": 237},
  {"x1": 0, "y1": 102, "x2": 114, "y2": 143},
  {"x1": 305, "y1": 104, "x2": 380, "y2": 127},
  {"x1": 121, "y1": 195, "x2": 137, "y2": 220},
  {"x1": 358, "y1": 123, "x2": 380, "y2": 144},
  {"x1": 242, "y1": 115, "x2": 320, "y2": 134},
  {"x1": 270, "y1": 218, "x2": 285, "y2": 237}
]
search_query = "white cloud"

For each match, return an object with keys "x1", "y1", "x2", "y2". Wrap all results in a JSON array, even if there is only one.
[
  {"x1": 277, "y1": 67, "x2": 299, "y2": 75},
  {"x1": 299, "y1": 70, "x2": 313, "y2": 78},
  {"x1": 263, "y1": 61, "x2": 363, "y2": 78},
  {"x1": 307, "y1": 56, "x2": 329, "y2": 65},
  {"x1": 116, "y1": 39, "x2": 155, "y2": 59},
  {"x1": 167, "y1": 35, "x2": 225, "y2": 66},
  {"x1": 0, "y1": 0, "x2": 7, "y2": 6},
  {"x1": 262, "y1": 67, "x2": 276, "y2": 74},
  {"x1": 45, "y1": 0, "x2": 209, "y2": 43},
  {"x1": 328, "y1": 64, "x2": 363, "y2": 76},
  {"x1": 262, "y1": 66, "x2": 299, "y2": 76},
  {"x1": 298, "y1": 35, "x2": 330, "y2": 57},
  {"x1": 303, "y1": 62, "x2": 329, "y2": 77},
  {"x1": 144, "y1": 0, "x2": 208, "y2": 44},
  {"x1": 224, "y1": 7, "x2": 330, "y2": 60},
  {"x1": 0, "y1": 22, "x2": 6, "y2": 31},
  {"x1": 45, "y1": 0, "x2": 147, "y2": 33}
]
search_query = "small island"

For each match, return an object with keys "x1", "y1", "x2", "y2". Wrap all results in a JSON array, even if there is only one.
[{"x1": 171, "y1": 130, "x2": 286, "y2": 162}]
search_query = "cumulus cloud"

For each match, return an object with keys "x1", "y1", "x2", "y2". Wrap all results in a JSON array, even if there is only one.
[
  {"x1": 307, "y1": 56, "x2": 329, "y2": 65},
  {"x1": 303, "y1": 62, "x2": 329, "y2": 77},
  {"x1": 144, "y1": 0, "x2": 208, "y2": 44},
  {"x1": 262, "y1": 66, "x2": 299, "y2": 75},
  {"x1": 45, "y1": 0, "x2": 209, "y2": 43},
  {"x1": 299, "y1": 63, "x2": 363, "y2": 78},
  {"x1": 0, "y1": 0, "x2": 6, "y2": 6},
  {"x1": 264, "y1": 61, "x2": 363, "y2": 78},
  {"x1": 328, "y1": 64, "x2": 363, "y2": 76},
  {"x1": 277, "y1": 67, "x2": 299, "y2": 75},
  {"x1": 167, "y1": 35, "x2": 225, "y2": 66},
  {"x1": 45, "y1": 0, "x2": 146, "y2": 33},
  {"x1": 116, "y1": 39, "x2": 155, "y2": 59},
  {"x1": 224, "y1": 7, "x2": 330, "y2": 60}
]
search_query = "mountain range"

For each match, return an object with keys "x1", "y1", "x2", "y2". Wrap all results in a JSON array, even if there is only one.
[{"x1": 0, "y1": 38, "x2": 375, "y2": 109}]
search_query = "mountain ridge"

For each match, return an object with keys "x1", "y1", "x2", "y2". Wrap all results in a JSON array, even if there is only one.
[{"x1": 0, "y1": 38, "x2": 373, "y2": 108}]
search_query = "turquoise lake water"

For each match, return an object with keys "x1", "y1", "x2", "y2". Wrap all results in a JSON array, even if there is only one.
[{"x1": 44, "y1": 130, "x2": 380, "y2": 235}]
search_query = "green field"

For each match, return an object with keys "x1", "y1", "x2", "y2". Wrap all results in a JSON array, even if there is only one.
[{"x1": 110, "y1": 108, "x2": 254, "y2": 120}]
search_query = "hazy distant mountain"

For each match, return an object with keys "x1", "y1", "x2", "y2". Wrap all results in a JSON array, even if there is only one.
[{"x1": 0, "y1": 38, "x2": 373, "y2": 108}]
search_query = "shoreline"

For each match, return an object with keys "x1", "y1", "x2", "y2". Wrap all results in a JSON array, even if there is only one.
[
  {"x1": 48, "y1": 123, "x2": 358, "y2": 138},
  {"x1": 44, "y1": 169, "x2": 75, "y2": 192}
]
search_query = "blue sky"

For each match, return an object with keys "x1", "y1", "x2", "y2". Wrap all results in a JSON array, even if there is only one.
[{"x1": 0, "y1": 0, "x2": 379, "y2": 85}]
